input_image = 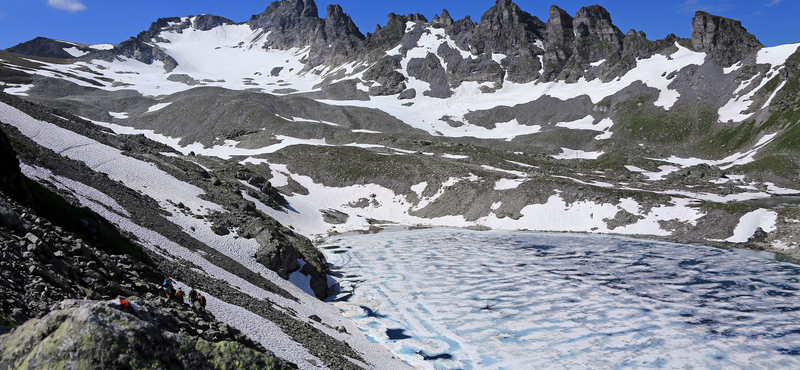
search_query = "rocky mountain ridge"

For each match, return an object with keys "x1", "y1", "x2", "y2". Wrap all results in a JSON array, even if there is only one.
[{"x1": 6, "y1": 1, "x2": 765, "y2": 86}]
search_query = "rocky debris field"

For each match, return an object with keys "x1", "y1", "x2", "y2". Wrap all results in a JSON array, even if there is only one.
[{"x1": 0, "y1": 157, "x2": 296, "y2": 368}]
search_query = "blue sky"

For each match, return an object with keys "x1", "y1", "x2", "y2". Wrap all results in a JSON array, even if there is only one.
[{"x1": 1, "y1": 0, "x2": 797, "y2": 50}]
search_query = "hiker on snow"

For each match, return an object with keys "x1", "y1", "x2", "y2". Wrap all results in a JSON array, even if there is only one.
[{"x1": 189, "y1": 288, "x2": 198, "y2": 304}]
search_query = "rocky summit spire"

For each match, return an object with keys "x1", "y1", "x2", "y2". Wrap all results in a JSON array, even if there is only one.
[
  {"x1": 324, "y1": 4, "x2": 364, "y2": 41},
  {"x1": 692, "y1": 11, "x2": 762, "y2": 66},
  {"x1": 572, "y1": 5, "x2": 625, "y2": 61},
  {"x1": 541, "y1": 4, "x2": 628, "y2": 82},
  {"x1": 247, "y1": 0, "x2": 325, "y2": 49},
  {"x1": 480, "y1": 0, "x2": 545, "y2": 37},
  {"x1": 543, "y1": 5, "x2": 574, "y2": 64},
  {"x1": 436, "y1": 9, "x2": 454, "y2": 26}
]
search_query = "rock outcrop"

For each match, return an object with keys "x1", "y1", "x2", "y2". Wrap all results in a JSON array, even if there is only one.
[
  {"x1": 4, "y1": 37, "x2": 85, "y2": 59},
  {"x1": 0, "y1": 300, "x2": 292, "y2": 370},
  {"x1": 247, "y1": 0, "x2": 365, "y2": 68},
  {"x1": 691, "y1": 11, "x2": 763, "y2": 66}
]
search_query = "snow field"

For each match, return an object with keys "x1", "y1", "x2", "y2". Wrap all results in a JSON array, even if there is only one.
[
  {"x1": 320, "y1": 43, "x2": 704, "y2": 139},
  {"x1": 726, "y1": 208, "x2": 779, "y2": 243},
  {"x1": 718, "y1": 43, "x2": 800, "y2": 122},
  {"x1": 233, "y1": 158, "x2": 708, "y2": 240}
]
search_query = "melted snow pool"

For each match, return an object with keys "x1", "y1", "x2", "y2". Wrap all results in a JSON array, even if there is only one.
[{"x1": 321, "y1": 228, "x2": 800, "y2": 369}]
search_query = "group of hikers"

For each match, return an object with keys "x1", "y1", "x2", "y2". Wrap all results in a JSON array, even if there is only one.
[{"x1": 162, "y1": 278, "x2": 206, "y2": 309}]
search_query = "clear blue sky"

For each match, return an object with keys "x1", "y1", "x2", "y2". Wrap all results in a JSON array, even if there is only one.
[{"x1": 1, "y1": 0, "x2": 797, "y2": 50}]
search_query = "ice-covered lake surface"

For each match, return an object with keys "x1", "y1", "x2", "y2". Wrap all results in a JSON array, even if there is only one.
[{"x1": 321, "y1": 228, "x2": 800, "y2": 370}]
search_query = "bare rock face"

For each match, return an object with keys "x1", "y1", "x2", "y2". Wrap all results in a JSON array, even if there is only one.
[
  {"x1": 4, "y1": 37, "x2": 81, "y2": 59},
  {"x1": 248, "y1": 0, "x2": 326, "y2": 50},
  {"x1": 247, "y1": 0, "x2": 364, "y2": 69},
  {"x1": 543, "y1": 5, "x2": 576, "y2": 81},
  {"x1": 254, "y1": 227, "x2": 301, "y2": 279},
  {"x1": 572, "y1": 5, "x2": 625, "y2": 62},
  {"x1": 543, "y1": 4, "x2": 625, "y2": 82},
  {"x1": 475, "y1": 0, "x2": 546, "y2": 83},
  {"x1": 407, "y1": 53, "x2": 453, "y2": 98},
  {"x1": 324, "y1": 4, "x2": 364, "y2": 41},
  {"x1": 363, "y1": 56, "x2": 406, "y2": 96},
  {"x1": 691, "y1": 11, "x2": 763, "y2": 67}
]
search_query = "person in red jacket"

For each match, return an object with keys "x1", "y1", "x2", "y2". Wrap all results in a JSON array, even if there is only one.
[{"x1": 174, "y1": 287, "x2": 185, "y2": 304}]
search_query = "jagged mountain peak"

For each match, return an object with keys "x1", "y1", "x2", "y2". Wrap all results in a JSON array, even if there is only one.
[
  {"x1": 480, "y1": 0, "x2": 545, "y2": 36},
  {"x1": 324, "y1": 4, "x2": 365, "y2": 41},
  {"x1": 4, "y1": 37, "x2": 94, "y2": 59},
  {"x1": 691, "y1": 10, "x2": 763, "y2": 66},
  {"x1": 433, "y1": 9, "x2": 455, "y2": 26}
]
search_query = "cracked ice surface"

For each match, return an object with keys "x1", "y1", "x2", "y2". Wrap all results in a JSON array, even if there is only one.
[{"x1": 323, "y1": 228, "x2": 800, "y2": 370}]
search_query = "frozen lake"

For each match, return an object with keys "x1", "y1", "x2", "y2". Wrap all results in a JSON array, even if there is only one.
[{"x1": 321, "y1": 228, "x2": 800, "y2": 370}]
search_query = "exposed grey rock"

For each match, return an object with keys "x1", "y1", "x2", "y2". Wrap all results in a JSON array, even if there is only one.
[
  {"x1": 363, "y1": 56, "x2": 406, "y2": 96},
  {"x1": 192, "y1": 14, "x2": 236, "y2": 31},
  {"x1": 4, "y1": 37, "x2": 85, "y2": 59},
  {"x1": 300, "y1": 79, "x2": 370, "y2": 101},
  {"x1": 407, "y1": 53, "x2": 452, "y2": 98},
  {"x1": 433, "y1": 9, "x2": 455, "y2": 27},
  {"x1": 0, "y1": 301, "x2": 292, "y2": 370},
  {"x1": 398, "y1": 88, "x2": 417, "y2": 100},
  {"x1": 438, "y1": 44, "x2": 504, "y2": 89},
  {"x1": 543, "y1": 5, "x2": 625, "y2": 82},
  {"x1": 167, "y1": 73, "x2": 201, "y2": 85},
  {"x1": 321, "y1": 209, "x2": 349, "y2": 224},
  {"x1": 254, "y1": 227, "x2": 301, "y2": 279},
  {"x1": 692, "y1": 11, "x2": 763, "y2": 67},
  {"x1": 247, "y1": 0, "x2": 364, "y2": 70}
]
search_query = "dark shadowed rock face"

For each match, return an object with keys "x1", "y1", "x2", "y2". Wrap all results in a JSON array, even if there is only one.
[
  {"x1": 193, "y1": 14, "x2": 236, "y2": 31},
  {"x1": 572, "y1": 5, "x2": 625, "y2": 61},
  {"x1": 4, "y1": 37, "x2": 81, "y2": 59},
  {"x1": 407, "y1": 53, "x2": 453, "y2": 98},
  {"x1": 474, "y1": 0, "x2": 546, "y2": 82},
  {"x1": 0, "y1": 128, "x2": 31, "y2": 206},
  {"x1": 543, "y1": 5, "x2": 576, "y2": 81},
  {"x1": 692, "y1": 11, "x2": 763, "y2": 67}
]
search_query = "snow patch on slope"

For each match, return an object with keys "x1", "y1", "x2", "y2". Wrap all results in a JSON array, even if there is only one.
[{"x1": 726, "y1": 209, "x2": 778, "y2": 243}]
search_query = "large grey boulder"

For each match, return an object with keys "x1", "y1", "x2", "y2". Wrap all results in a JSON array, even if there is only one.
[
  {"x1": 254, "y1": 227, "x2": 301, "y2": 279},
  {"x1": 0, "y1": 301, "x2": 291, "y2": 370}
]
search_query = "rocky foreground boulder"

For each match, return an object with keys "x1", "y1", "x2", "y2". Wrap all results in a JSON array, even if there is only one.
[{"x1": 0, "y1": 300, "x2": 293, "y2": 370}]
